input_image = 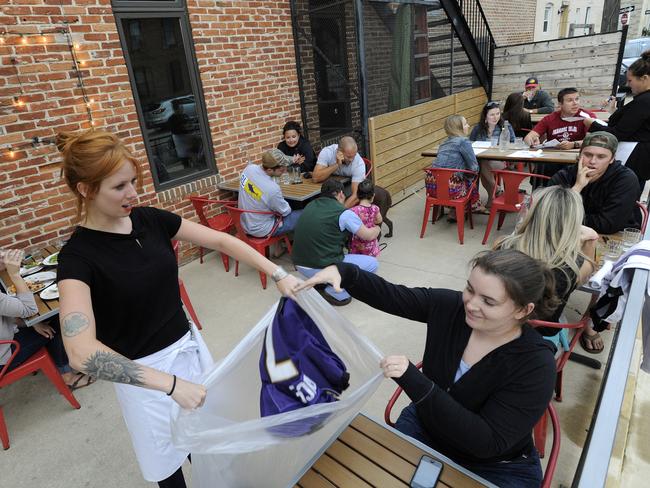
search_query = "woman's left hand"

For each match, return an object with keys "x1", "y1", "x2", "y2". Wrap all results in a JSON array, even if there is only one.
[
  {"x1": 580, "y1": 225, "x2": 599, "y2": 243},
  {"x1": 33, "y1": 323, "x2": 56, "y2": 339},
  {"x1": 380, "y1": 356, "x2": 409, "y2": 379},
  {"x1": 275, "y1": 274, "x2": 301, "y2": 299}
]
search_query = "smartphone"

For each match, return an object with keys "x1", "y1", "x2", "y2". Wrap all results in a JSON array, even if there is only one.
[{"x1": 410, "y1": 456, "x2": 443, "y2": 488}]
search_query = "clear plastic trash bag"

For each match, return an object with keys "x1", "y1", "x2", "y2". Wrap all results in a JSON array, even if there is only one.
[{"x1": 171, "y1": 288, "x2": 384, "y2": 488}]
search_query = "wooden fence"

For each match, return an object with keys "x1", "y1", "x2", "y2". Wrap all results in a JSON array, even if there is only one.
[
  {"x1": 368, "y1": 87, "x2": 487, "y2": 201},
  {"x1": 491, "y1": 31, "x2": 623, "y2": 109}
]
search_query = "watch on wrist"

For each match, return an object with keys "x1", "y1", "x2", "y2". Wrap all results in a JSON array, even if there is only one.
[
  {"x1": 271, "y1": 266, "x2": 289, "y2": 282},
  {"x1": 574, "y1": 141, "x2": 579, "y2": 149}
]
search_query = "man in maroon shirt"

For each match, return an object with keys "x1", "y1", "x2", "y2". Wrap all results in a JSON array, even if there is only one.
[{"x1": 524, "y1": 87, "x2": 597, "y2": 150}]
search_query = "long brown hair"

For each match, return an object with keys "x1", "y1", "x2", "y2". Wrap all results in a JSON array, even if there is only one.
[
  {"x1": 470, "y1": 249, "x2": 560, "y2": 322},
  {"x1": 57, "y1": 130, "x2": 143, "y2": 219},
  {"x1": 628, "y1": 49, "x2": 650, "y2": 78},
  {"x1": 502, "y1": 93, "x2": 531, "y2": 133}
]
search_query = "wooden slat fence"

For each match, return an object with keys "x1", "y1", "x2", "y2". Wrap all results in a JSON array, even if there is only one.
[
  {"x1": 368, "y1": 87, "x2": 487, "y2": 201},
  {"x1": 491, "y1": 31, "x2": 623, "y2": 109}
]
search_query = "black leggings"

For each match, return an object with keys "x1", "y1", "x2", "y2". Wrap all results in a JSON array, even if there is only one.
[{"x1": 157, "y1": 455, "x2": 191, "y2": 488}]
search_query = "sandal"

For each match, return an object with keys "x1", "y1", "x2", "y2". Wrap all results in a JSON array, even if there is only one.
[
  {"x1": 580, "y1": 331, "x2": 604, "y2": 354},
  {"x1": 473, "y1": 207, "x2": 490, "y2": 215},
  {"x1": 67, "y1": 372, "x2": 96, "y2": 391}
]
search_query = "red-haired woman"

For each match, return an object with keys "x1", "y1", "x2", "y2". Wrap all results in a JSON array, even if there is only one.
[{"x1": 56, "y1": 130, "x2": 298, "y2": 488}]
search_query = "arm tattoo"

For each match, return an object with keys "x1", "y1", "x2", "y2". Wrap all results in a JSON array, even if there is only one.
[
  {"x1": 83, "y1": 351, "x2": 145, "y2": 386},
  {"x1": 62, "y1": 312, "x2": 90, "y2": 337}
]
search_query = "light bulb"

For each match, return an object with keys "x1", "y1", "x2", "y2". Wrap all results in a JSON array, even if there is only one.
[
  {"x1": 73, "y1": 43, "x2": 80, "y2": 50},
  {"x1": 21, "y1": 35, "x2": 27, "y2": 44},
  {"x1": 9, "y1": 149, "x2": 15, "y2": 158}
]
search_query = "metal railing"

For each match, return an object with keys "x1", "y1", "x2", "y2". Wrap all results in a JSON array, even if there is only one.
[
  {"x1": 572, "y1": 225, "x2": 649, "y2": 487},
  {"x1": 439, "y1": 0, "x2": 495, "y2": 95}
]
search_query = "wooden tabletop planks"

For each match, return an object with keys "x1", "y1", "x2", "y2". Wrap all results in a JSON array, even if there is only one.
[
  {"x1": 217, "y1": 176, "x2": 323, "y2": 202},
  {"x1": 296, "y1": 414, "x2": 482, "y2": 488},
  {"x1": 421, "y1": 147, "x2": 578, "y2": 164}
]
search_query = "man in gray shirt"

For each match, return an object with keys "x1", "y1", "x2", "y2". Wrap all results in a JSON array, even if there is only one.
[{"x1": 238, "y1": 149, "x2": 302, "y2": 237}]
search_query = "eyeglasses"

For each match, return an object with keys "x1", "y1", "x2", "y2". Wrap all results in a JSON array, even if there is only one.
[{"x1": 486, "y1": 101, "x2": 500, "y2": 108}]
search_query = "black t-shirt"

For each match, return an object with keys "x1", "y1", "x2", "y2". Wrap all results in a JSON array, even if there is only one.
[{"x1": 57, "y1": 207, "x2": 188, "y2": 359}]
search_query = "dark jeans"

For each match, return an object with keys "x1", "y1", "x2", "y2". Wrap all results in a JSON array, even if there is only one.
[
  {"x1": 395, "y1": 404, "x2": 542, "y2": 488},
  {"x1": 7, "y1": 319, "x2": 70, "y2": 372}
]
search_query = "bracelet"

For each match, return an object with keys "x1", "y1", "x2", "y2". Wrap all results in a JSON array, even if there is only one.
[
  {"x1": 272, "y1": 266, "x2": 289, "y2": 282},
  {"x1": 167, "y1": 374, "x2": 177, "y2": 396}
]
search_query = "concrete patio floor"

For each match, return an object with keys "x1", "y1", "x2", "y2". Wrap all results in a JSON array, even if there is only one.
[{"x1": 1, "y1": 188, "x2": 649, "y2": 487}]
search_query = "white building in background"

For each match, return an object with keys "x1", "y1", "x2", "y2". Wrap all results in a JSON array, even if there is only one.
[
  {"x1": 619, "y1": 0, "x2": 650, "y2": 39},
  {"x1": 533, "y1": 0, "x2": 604, "y2": 41}
]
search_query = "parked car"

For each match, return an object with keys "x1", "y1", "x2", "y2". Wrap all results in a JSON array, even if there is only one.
[
  {"x1": 619, "y1": 37, "x2": 650, "y2": 92},
  {"x1": 144, "y1": 95, "x2": 197, "y2": 128}
]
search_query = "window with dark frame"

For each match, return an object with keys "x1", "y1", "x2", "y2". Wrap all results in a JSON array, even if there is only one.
[{"x1": 112, "y1": 0, "x2": 216, "y2": 190}]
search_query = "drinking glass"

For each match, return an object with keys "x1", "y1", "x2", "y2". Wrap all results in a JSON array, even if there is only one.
[
  {"x1": 603, "y1": 239, "x2": 622, "y2": 262},
  {"x1": 292, "y1": 166, "x2": 301, "y2": 183},
  {"x1": 622, "y1": 227, "x2": 641, "y2": 250},
  {"x1": 280, "y1": 171, "x2": 290, "y2": 185}
]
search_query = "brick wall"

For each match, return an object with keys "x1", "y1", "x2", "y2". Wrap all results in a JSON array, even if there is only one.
[
  {"x1": 480, "y1": 0, "x2": 537, "y2": 46},
  {"x1": 0, "y1": 0, "x2": 302, "y2": 261}
]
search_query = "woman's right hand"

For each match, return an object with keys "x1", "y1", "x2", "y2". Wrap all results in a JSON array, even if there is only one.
[
  {"x1": 170, "y1": 377, "x2": 207, "y2": 409},
  {"x1": 580, "y1": 225, "x2": 599, "y2": 243},
  {"x1": 294, "y1": 265, "x2": 342, "y2": 293}
]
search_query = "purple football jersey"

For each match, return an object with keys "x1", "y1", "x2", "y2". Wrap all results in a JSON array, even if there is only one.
[{"x1": 259, "y1": 298, "x2": 349, "y2": 435}]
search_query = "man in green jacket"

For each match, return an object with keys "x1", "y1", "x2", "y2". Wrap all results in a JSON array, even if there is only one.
[{"x1": 292, "y1": 179, "x2": 380, "y2": 305}]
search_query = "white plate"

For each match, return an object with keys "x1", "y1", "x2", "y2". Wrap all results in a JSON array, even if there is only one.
[
  {"x1": 40, "y1": 284, "x2": 59, "y2": 300},
  {"x1": 20, "y1": 264, "x2": 44, "y2": 276},
  {"x1": 42, "y1": 252, "x2": 59, "y2": 266},
  {"x1": 24, "y1": 271, "x2": 57, "y2": 284}
]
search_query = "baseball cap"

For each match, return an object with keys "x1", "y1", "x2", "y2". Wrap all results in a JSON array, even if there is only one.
[
  {"x1": 525, "y1": 77, "x2": 539, "y2": 88},
  {"x1": 582, "y1": 132, "x2": 618, "y2": 155},
  {"x1": 261, "y1": 149, "x2": 285, "y2": 169}
]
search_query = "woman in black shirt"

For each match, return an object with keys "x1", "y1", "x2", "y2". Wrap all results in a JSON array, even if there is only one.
[
  {"x1": 296, "y1": 250, "x2": 558, "y2": 488},
  {"x1": 56, "y1": 130, "x2": 298, "y2": 488},
  {"x1": 277, "y1": 120, "x2": 317, "y2": 173},
  {"x1": 585, "y1": 50, "x2": 650, "y2": 192}
]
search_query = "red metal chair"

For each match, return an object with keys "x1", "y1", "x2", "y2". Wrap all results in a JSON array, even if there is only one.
[
  {"x1": 528, "y1": 314, "x2": 588, "y2": 457},
  {"x1": 0, "y1": 340, "x2": 81, "y2": 449},
  {"x1": 189, "y1": 196, "x2": 236, "y2": 271},
  {"x1": 481, "y1": 170, "x2": 550, "y2": 245},
  {"x1": 420, "y1": 168, "x2": 478, "y2": 245},
  {"x1": 225, "y1": 206, "x2": 292, "y2": 289},
  {"x1": 383, "y1": 361, "x2": 561, "y2": 487},
  {"x1": 636, "y1": 201, "x2": 648, "y2": 233},
  {"x1": 361, "y1": 157, "x2": 373, "y2": 178},
  {"x1": 172, "y1": 240, "x2": 203, "y2": 330}
]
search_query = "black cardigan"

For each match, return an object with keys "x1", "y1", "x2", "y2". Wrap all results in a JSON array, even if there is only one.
[
  {"x1": 336, "y1": 263, "x2": 556, "y2": 465},
  {"x1": 589, "y1": 90, "x2": 650, "y2": 181},
  {"x1": 277, "y1": 137, "x2": 317, "y2": 173},
  {"x1": 549, "y1": 162, "x2": 640, "y2": 234}
]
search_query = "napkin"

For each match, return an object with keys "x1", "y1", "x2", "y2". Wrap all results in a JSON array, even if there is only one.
[{"x1": 589, "y1": 260, "x2": 614, "y2": 290}]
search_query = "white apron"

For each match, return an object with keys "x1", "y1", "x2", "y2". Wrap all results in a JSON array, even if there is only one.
[{"x1": 114, "y1": 323, "x2": 213, "y2": 482}]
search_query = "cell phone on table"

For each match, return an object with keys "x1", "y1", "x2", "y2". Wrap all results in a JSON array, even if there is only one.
[{"x1": 410, "y1": 455, "x2": 443, "y2": 488}]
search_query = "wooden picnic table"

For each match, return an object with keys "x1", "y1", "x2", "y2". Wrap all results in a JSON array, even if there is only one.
[
  {"x1": 0, "y1": 244, "x2": 61, "y2": 327},
  {"x1": 294, "y1": 414, "x2": 492, "y2": 488},
  {"x1": 422, "y1": 147, "x2": 579, "y2": 165},
  {"x1": 530, "y1": 111, "x2": 610, "y2": 123},
  {"x1": 218, "y1": 175, "x2": 350, "y2": 202}
]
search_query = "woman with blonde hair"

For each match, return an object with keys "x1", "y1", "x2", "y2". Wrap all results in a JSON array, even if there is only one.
[
  {"x1": 494, "y1": 185, "x2": 597, "y2": 334},
  {"x1": 427, "y1": 114, "x2": 485, "y2": 222},
  {"x1": 55, "y1": 129, "x2": 298, "y2": 488}
]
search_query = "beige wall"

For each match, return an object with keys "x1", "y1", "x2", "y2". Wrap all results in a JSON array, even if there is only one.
[
  {"x1": 534, "y1": 0, "x2": 604, "y2": 41},
  {"x1": 619, "y1": 0, "x2": 650, "y2": 38}
]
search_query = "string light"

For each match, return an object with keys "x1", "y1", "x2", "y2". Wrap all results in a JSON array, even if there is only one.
[{"x1": 1, "y1": 20, "x2": 95, "y2": 155}]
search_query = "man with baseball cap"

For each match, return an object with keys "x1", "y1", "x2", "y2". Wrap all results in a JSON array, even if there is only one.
[
  {"x1": 523, "y1": 77, "x2": 554, "y2": 114},
  {"x1": 549, "y1": 132, "x2": 640, "y2": 234},
  {"x1": 238, "y1": 149, "x2": 302, "y2": 241}
]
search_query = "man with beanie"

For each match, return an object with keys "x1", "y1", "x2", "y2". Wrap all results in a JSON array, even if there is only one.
[
  {"x1": 291, "y1": 179, "x2": 379, "y2": 306},
  {"x1": 550, "y1": 132, "x2": 640, "y2": 235},
  {"x1": 238, "y1": 149, "x2": 302, "y2": 240},
  {"x1": 523, "y1": 77, "x2": 555, "y2": 114}
]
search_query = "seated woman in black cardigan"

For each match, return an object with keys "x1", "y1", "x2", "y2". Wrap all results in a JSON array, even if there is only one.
[{"x1": 296, "y1": 249, "x2": 558, "y2": 488}]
